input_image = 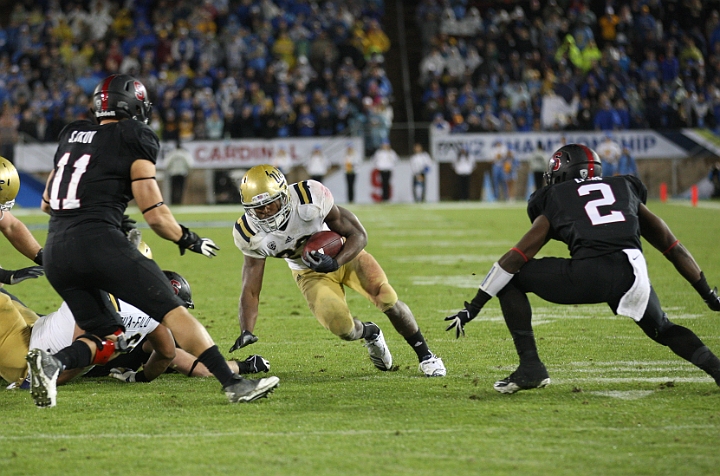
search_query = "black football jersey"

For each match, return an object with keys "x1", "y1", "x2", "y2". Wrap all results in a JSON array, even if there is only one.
[
  {"x1": 47, "y1": 119, "x2": 159, "y2": 230},
  {"x1": 527, "y1": 175, "x2": 647, "y2": 259}
]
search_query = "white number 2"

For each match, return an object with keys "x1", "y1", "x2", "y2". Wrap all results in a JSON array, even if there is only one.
[
  {"x1": 578, "y1": 183, "x2": 626, "y2": 226},
  {"x1": 49, "y1": 152, "x2": 91, "y2": 210}
]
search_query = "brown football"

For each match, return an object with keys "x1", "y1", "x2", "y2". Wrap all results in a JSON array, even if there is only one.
[{"x1": 302, "y1": 230, "x2": 344, "y2": 260}]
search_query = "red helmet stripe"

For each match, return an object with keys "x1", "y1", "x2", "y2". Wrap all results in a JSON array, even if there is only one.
[
  {"x1": 100, "y1": 75, "x2": 116, "y2": 111},
  {"x1": 580, "y1": 144, "x2": 595, "y2": 177}
]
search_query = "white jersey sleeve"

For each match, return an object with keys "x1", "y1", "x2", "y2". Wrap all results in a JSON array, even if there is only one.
[
  {"x1": 233, "y1": 180, "x2": 335, "y2": 270},
  {"x1": 29, "y1": 302, "x2": 76, "y2": 354}
]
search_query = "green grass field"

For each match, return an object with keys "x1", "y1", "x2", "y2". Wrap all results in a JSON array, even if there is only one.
[{"x1": 2, "y1": 200, "x2": 720, "y2": 476}]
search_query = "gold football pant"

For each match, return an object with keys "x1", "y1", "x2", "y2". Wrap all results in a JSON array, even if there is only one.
[
  {"x1": 0, "y1": 291, "x2": 39, "y2": 385},
  {"x1": 292, "y1": 250, "x2": 398, "y2": 338}
]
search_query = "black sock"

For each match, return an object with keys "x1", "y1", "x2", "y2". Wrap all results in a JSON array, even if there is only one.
[
  {"x1": 405, "y1": 330, "x2": 432, "y2": 361},
  {"x1": 511, "y1": 330, "x2": 542, "y2": 366},
  {"x1": 55, "y1": 340, "x2": 92, "y2": 370},
  {"x1": 691, "y1": 346, "x2": 720, "y2": 381},
  {"x1": 361, "y1": 322, "x2": 380, "y2": 339},
  {"x1": 198, "y1": 345, "x2": 235, "y2": 387}
]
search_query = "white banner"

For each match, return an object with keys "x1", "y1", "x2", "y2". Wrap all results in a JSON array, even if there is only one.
[
  {"x1": 15, "y1": 137, "x2": 364, "y2": 172},
  {"x1": 430, "y1": 130, "x2": 688, "y2": 162}
]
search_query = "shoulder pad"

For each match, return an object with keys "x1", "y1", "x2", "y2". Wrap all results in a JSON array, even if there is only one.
[
  {"x1": 624, "y1": 175, "x2": 647, "y2": 204},
  {"x1": 120, "y1": 120, "x2": 160, "y2": 163}
]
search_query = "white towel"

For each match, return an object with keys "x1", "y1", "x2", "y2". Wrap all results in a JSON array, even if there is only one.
[{"x1": 617, "y1": 249, "x2": 651, "y2": 321}]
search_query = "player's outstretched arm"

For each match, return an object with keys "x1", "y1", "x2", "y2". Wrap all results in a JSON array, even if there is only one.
[
  {"x1": 445, "y1": 215, "x2": 550, "y2": 338},
  {"x1": 131, "y1": 159, "x2": 218, "y2": 257},
  {"x1": 638, "y1": 204, "x2": 720, "y2": 311},
  {"x1": 230, "y1": 255, "x2": 265, "y2": 353},
  {"x1": 0, "y1": 212, "x2": 43, "y2": 263}
]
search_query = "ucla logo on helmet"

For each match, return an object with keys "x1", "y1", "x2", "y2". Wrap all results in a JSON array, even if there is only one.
[
  {"x1": 134, "y1": 81, "x2": 146, "y2": 101},
  {"x1": 266, "y1": 169, "x2": 284, "y2": 184}
]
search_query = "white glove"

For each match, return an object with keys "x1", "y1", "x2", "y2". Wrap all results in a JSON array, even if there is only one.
[{"x1": 110, "y1": 368, "x2": 137, "y2": 383}]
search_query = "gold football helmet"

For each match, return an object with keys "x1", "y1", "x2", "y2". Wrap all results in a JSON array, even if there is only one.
[
  {"x1": 0, "y1": 156, "x2": 19, "y2": 216},
  {"x1": 137, "y1": 240, "x2": 153, "y2": 259},
  {"x1": 239, "y1": 165, "x2": 291, "y2": 232}
]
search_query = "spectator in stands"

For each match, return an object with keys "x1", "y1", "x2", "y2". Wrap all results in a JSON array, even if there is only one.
[
  {"x1": 710, "y1": 162, "x2": 720, "y2": 198},
  {"x1": 529, "y1": 141, "x2": 546, "y2": 192},
  {"x1": 618, "y1": 146, "x2": 639, "y2": 177},
  {"x1": 490, "y1": 139, "x2": 509, "y2": 201},
  {"x1": 597, "y1": 134, "x2": 622, "y2": 177},
  {"x1": 306, "y1": 145, "x2": 329, "y2": 183},
  {"x1": 410, "y1": 143, "x2": 433, "y2": 203},
  {"x1": 453, "y1": 146, "x2": 474, "y2": 201},
  {"x1": 0, "y1": 105, "x2": 19, "y2": 163},
  {"x1": 372, "y1": 139, "x2": 397, "y2": 202},
  {"x1": 343, "y1": 143, "x2": 360, "y2": 204},
  {"x1": 165, "y1": 140, "x2": 192, "y2": 205}
]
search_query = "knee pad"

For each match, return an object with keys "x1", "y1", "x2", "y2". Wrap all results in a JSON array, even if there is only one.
[
  {"x1": 637, "y1": 312, "x2": 673, "y2": 344},
  {"x1": 77, "y1": 329, "x2": 127, "y2": 365},
  {"x1": 374, "y1": 282, "x2": 398, "y2": 313}
]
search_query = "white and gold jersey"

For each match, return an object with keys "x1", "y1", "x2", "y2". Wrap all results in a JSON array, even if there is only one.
[{"x1": 233, "y1": 180, "x2": 335, "y2": 271}]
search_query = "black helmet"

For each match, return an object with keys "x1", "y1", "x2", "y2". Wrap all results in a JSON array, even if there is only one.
[
  {"x1": 164, "y1": 270, "x2": 194, "y2": 309},
  {"x1": 92, "y1": 74, "x2": 152, "y2": 124},
  {"x1": 544, "y1": 143, "x2": 602, "y2": 185}
]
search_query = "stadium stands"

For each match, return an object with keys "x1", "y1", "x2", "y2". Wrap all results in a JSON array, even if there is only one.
[
  {"x1": 414, "y1": 0, "x2": 720, "y2": 134},
  {"x1": 0, "y1": 0, "x2": 392, "y2": 155}
]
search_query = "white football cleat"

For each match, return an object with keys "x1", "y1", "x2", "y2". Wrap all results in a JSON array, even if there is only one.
[
  {"x1": 363, "y1": 327, "x2": 393, "y2": 371},
  {"x1": 419, "y1": 354, "x2": 446, "y2": 377},
  {"x1": 26, "y1": 348, "x2": 62, "y2": 408},
  {"x1": 224, "y1": 375, "x2": 280, "y2": 403}
]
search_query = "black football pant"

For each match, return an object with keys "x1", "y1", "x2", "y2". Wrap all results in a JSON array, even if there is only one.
[{"x1": 496, "y1": 252, "x2": 718, "y2": 378}]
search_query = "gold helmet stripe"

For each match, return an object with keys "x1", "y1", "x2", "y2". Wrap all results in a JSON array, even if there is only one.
[
  {"x1": 234, "y1": 215, "x2": 255, "y2": 243},
  {"x1": 293, "y1": 181, "x2": 313, "y2": 205}
]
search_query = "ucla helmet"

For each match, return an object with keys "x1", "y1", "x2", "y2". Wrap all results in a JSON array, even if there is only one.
[
  {"x1": 239, "y1": 165, "x2": 291, "y2": 232},
  {"x1": 163, "y1": 270, "x2": 194, "y2": 309},
  {"x1": 92, "y1": 74, "x2": 152, "y2": 124},
  {"x1": 0, "y1": 156, "x2": 19, "y2": 214},
  {"x1": 544, "y1": 144, "x2": 602, "y2": 185},
  {"x1": 137, "y1": 240, "x2": 153, "y2": 259}
]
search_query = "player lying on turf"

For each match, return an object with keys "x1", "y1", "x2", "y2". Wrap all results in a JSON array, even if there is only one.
[
  {"x1": 0, "y1": 269, "x2": 269, "y2": 389},
  {"x1": 229, "y1": 164, "x2": 446, "y2": 377},
  {"x1": 445, "y1": 143, "x2": 720, "y2": 394}
]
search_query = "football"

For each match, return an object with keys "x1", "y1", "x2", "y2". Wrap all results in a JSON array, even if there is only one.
[{"x1": 302, "y1": 230, "x2": 344, "y2": 260}]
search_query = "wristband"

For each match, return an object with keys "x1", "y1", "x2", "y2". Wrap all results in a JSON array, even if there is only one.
[
  {"x1": 134, "y1": 370, "x2": 148, "y2": 382},
  {"x1": 34, "y1": 248, "x2": 43, "y2": 265},
  {"x1": 479, "y1": 262, "x2": 514, "y2": 297},
  {"x1": 465, "y1": 290, "x2": 492, "y2": 318}
]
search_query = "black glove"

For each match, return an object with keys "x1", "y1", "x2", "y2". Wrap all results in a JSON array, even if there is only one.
[
  {"x1": 229, "y1": 330, "x2": 258, "y2": 353},
  {"x1": 121, "y1": 214, "x2": 137, "y2": 235},
  {"x1": 444, "y1": 290, "x2": 492, "y2": 338},
  {"x1": 693, "y1": 272, "x2": 720, "y2": 312},
  {"x1": 0, "y1": 266, "x2": 44, "y2": 285},
  {"x1": 302, "y1": 251, "x2": 339, "y2": 273},
  {"x1": 175, "y1": 224, "x2": 219, "y2": 258},
  {"x1": 33, "y1": 248, "x2": 43, "y2": 265},
  {"x1": 444, "y1": 305, "x2": 475, "y2": 339},
  {"x1": 234, "y1": 355, "x2": 270, "y2": 374}
]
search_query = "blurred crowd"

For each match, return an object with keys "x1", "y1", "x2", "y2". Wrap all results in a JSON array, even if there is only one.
[
  {"x1": 0, "y1": 0, "x2": 395, "y2": 163},
  {"x1": 417, "y1": 0, "x2": 720, "y2": 134}
]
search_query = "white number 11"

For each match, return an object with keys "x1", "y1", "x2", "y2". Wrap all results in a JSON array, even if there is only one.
[{"x1": 49, "y1": 152, "x2": 91, "y2": 210}]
